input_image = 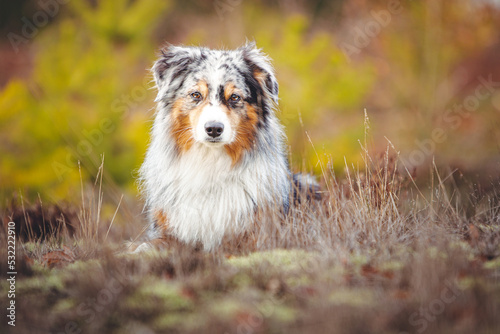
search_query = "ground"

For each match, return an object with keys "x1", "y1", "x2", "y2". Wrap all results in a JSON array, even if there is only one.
[{"x1": 1, "y1": 154, "x2": 500, "y2": 334}]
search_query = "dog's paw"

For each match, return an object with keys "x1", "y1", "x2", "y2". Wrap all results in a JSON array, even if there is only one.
[
  {"x1": 132, "y1": 242, "x2": 153, "y2": 253},
  {"x1": 123, "y1": 241, "x2": 153, "y2": 254},
  {"x1": 127, "y1": 238, "x2": 172, "y2": 253}
]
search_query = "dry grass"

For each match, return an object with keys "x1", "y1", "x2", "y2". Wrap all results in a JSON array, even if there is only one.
[{"x1": 1, "y1": 145, "x2": 500, "y2": 334}]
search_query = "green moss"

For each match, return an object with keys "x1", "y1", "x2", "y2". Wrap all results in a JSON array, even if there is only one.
[
  {"x1": 484, "y1": 257, "x2": 500, "y2": 270},
  {"x1": 257, "y1": 301, "x2": 297, "y2": 323},
  {"x1": 209, "y1": 298, "x2": 249, "y2": 319},
  {"x1": 231, "y1": 272, "x2": 253, "y2": 288},
  {"x1": 154, "y1": 313, "x2": 202, "y2": 330},
  {"x1": 285, "y1": 275, "x2": 312, "y2": 287},
  {"x1": 65, "y1": 259, "x2": 102, "y2": 272},
  {"x1": 379, "y1": 260, "x2": 405, "y2": 272},
  {"x1": 449, "y1": 241, "x2": 476, "y2": 261},
  {"x1": 478, "y1": 224, "x2": 500, "y2": 233},
  {"x1": 350, "y1": 253, "x2": 369, "y2": 267},
  {"x1": 227, "y1": 249, "x2": 317, "y2": 272},
  {"x1": 17, "y1": 273, "x2": 65, "y2": 294},
  {"x1": 427, "y1": 246, "x2": 448, "y2": 260},
  {"x1": 22, "y1": 241, "x2": 40, "y2": 253},
  {"x1": 127, "y1": 279, "x2": 193, "y2": 312},
  {"x1": 29, "y1": 261, "x2": 51, "y2": 274},
  {"x1": 53, "y1": 298, "x2": 78, "y2": 312},
  {"x1": 328, "y1": 288, "x2": 376, "y2": 307},
  {"x1": 207, "y1": 296, "x2": 297, "y2": 324}
]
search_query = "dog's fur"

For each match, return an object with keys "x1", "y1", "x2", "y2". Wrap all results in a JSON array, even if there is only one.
[{"x1": 137, "y1": 43, "x2": 316, "y2": 252}]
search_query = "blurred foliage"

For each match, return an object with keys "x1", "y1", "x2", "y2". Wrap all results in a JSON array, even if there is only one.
[
  {"x1": 1, "y1": 0, "x2": 500, "y2": 203},
  {"x1": 251, "y1": 14, "x2": 375, "y2": 170},
  {"x1": 0, "y1": 0, "x2": 168, "y2": 201}
]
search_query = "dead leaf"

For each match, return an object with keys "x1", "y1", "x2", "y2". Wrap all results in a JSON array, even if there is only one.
[
  {"x1": 468, "y1": 224, "x2": 480, "y2": 244},
  {"x1": 361, "y1": 264, "x2": 379, "y2": 277},
  {"x1": 42, "y1": 246, "x2": 75, "y2": 268},
  {"x1": 391, "y1": 289, "x2": 410, "y2": 300}
]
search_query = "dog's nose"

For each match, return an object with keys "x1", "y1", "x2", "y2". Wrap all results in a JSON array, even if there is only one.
[{"x1": 205, "y1": 122, "x2": 224, "y2": 138}]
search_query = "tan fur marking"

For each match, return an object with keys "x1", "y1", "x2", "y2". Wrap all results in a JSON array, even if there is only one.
[
  {"x1": 253, "y1": 68, "x2": 268, "y2": 91},
  {"x1": 171, "y1": 99, "x2": 194, "y2": 152},
  {"x1": 198, "y1": 80, "x2": 209, "y2": 97},
  {"x1": 136, "y1": 210, "x2": 186, "y2": 251},
  {"x1": 154, "y1": 210, "x2": 170, "y2": 234},
  {"x1": 224, "y1": 83, "x2": 238, "y2": 101},
  {"x1": 224, "y1": 104, "x2": 259, "y2": 166},
  {"x1": 170, "y1": 81, "x2": 209, "y2": 153}
]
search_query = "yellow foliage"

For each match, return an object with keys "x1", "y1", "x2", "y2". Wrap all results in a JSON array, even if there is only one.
[
  {"x1": 0, "y1": 1, "x2": 168, "y2": 202},
  {"x1": 250, "y1": 14, "x2": 375, "y2": 172}
]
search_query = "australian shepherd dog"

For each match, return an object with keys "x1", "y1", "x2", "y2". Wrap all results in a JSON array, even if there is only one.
[{"x1": 136, "y1": 42, "x2": 317, "y2": 252}]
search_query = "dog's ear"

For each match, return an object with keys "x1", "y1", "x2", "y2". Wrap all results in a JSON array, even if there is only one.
[
  {"x1": 240, "y1": 42, "x2": 279, "y2": 104},
  {"x1": 152, "y1": 45, "x2": 195, "y2": 102}
]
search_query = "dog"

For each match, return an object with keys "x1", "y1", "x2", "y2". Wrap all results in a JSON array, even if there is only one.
[{"x1": 136, "y1": 42, "x2": 317, "y2": 252}]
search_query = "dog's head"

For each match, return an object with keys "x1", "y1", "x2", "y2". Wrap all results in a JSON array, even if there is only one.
[{"x1": 152, "y1": 42, "x2": 279, "y2": 164}]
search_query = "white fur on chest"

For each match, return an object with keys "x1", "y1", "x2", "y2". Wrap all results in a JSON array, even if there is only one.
[{"x1": 161, "y1": 146, "x2": 258, "y2": 249}]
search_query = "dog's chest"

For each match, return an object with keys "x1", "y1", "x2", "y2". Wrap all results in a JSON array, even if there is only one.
[
  {"x1": 170, "y1": 146, "x2": 254, "y2": 202},
  {"x1": 159, "y1": 146, "x2": 259, "y2": 248},
  {"x1": 169, "y1": 163, "x2": 256, "y2": 214}
]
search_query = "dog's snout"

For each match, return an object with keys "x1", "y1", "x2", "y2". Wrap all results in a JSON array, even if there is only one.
[{"x1": 205, "y1": 122, "x2": 224, "y2": 138}]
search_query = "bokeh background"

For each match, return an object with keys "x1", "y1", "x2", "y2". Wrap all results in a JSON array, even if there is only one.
[{"x1": 1, "y1": 0, "x2": 500, "y2": 206}]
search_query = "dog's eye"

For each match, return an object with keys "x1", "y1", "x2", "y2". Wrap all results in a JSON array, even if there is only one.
[
  {"x1": 190, "y1": 92, "x2": 202, "y2": 100},
  {"x1": 229, "y1": 94, "x2": 241, "y2": 102}
]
